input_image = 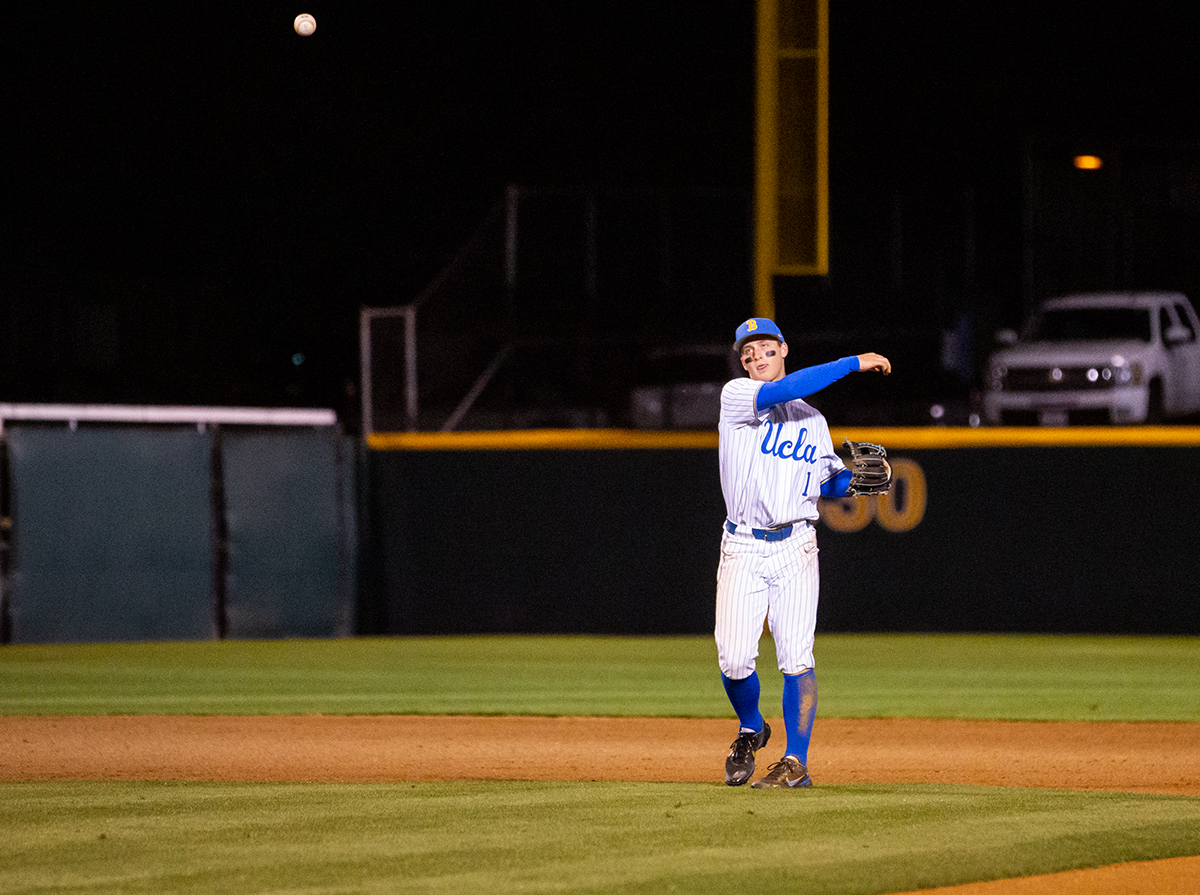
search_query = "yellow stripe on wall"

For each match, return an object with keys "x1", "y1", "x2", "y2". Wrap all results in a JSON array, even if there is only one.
[
  {"x1": 830, "y1": 426, "x2": 1200, "y2": 448},
  {"x1": 367, "y1": 429, "x2": 718, "y2": 451},
  {"x1": 367, "y1": 427, "x2": 1200, "y2": 451}
]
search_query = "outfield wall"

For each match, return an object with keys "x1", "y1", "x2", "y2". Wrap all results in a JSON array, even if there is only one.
[
  {"x1": 364, "y1": 428, "x2": 1200, "y2": 636},
  {"x1": 1, "y1": 419, "x2": 358, "y2": 644},
  {"x1": 5, "y1": 424, "x2": 1197, "y2": 642}
]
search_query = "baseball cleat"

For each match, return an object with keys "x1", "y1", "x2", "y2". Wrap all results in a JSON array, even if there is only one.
[
  {"x1": 724, "y1": 721, "x2": 771, "y2": 786},
  {"x1": 750, "y1": 755, "x2": 812, "y2": 789}
]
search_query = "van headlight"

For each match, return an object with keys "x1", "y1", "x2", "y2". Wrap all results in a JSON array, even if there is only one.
[{"x1": 1109, "y1": 357, "x2": 1143, "y2": 386}]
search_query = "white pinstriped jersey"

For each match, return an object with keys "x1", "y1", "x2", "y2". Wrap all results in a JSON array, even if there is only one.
[{"x1": 718, "y1": 377, "x2": 842, "y2": 529}]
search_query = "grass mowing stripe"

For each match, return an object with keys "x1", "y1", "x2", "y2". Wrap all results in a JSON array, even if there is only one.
[
  {"x1": 3, "y1": 781, "x2": 1200, "y2": 895},
  {"x1": 1, "y1": 634, "x2": 1198, "y2": 720},
  {"x1": 818, "y1": 634, "x2": 1200, "y2": 721}
]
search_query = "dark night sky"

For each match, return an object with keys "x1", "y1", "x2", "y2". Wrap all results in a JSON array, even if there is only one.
[{"x1": 8, "y1": 3, "x2": 1200, "y2": 419}]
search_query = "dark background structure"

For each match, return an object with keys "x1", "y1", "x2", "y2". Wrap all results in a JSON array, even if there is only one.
[{"x1": 9, "y1": 3, "x2": 1200, "y2": 428}]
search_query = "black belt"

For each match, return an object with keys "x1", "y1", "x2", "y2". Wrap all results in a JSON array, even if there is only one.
[{"x1": 725, "y1": 520, "x2": 796, "y2": 542}]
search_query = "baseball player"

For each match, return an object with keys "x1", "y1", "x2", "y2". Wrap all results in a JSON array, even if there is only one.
[{"x1": 717, "y1": 317, "x2": 891, "y2": 788}]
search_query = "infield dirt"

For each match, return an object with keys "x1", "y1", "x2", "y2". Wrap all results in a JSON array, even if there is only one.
[{"x1": 3, "y1": 714, "x2": 1198, "y2": 893}]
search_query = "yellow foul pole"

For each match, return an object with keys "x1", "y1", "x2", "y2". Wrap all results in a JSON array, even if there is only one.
[{"x1": 755, "y1": 0, "x2": 829, "y2": 320}]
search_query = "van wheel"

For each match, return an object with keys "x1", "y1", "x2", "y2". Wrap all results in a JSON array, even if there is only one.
[{"x1": 1147, "y1": 380, "x2": 1165, "y2": 424}]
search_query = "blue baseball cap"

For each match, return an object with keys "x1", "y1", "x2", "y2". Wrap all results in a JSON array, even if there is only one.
[{"x1": 734, "y1": 317, "x2": 785, "y2": 352}]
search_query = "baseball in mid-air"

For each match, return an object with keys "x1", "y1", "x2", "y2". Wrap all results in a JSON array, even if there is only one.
[{"x1": 294, "y1": 14, "x2": 316, "y2": 36}]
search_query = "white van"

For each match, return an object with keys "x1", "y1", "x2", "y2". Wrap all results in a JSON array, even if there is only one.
[{"x1": 983, "y1": 292, "x2": 1200, "y2": 425}]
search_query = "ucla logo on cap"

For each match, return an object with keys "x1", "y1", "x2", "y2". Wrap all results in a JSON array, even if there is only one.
[{"x1": 734, "y1": 317, "x2": 785, "y2": 350}]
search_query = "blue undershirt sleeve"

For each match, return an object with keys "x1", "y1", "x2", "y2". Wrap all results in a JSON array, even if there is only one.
[
  {"x1": 821, "y1": 468, "x2": 853, "y2": 498},
  {"x1": 755, "y1": 356, "x2": 860, "y2": 412}
]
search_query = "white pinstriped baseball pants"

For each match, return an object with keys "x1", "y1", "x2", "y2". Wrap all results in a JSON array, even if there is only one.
[{"x1": 715, "y1": 522, "x2": 819, "y2": 679}]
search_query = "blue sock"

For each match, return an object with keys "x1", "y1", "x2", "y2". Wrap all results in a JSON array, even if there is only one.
[
  {"x1": 721, "y1": 671, "x2": 764, "y2": 732},
  {"x1": 783, "y1": 669, "x2": 817, "y2": 764}
]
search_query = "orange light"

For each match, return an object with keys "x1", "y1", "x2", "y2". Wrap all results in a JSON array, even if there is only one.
[{"x1": 1074, "y1": 155, "x2": 1103, "y2": 170}]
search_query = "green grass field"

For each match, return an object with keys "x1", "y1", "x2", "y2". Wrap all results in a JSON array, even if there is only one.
[
  {"x1": 3, "y1": 633, "x2": 1199, "y2": 894},
  {"x1": 4, "y1": 633, "x2": 1198, "y2": 720}
]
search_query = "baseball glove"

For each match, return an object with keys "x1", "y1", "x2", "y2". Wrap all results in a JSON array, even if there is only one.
[{"x1": 843, "y1": 439, "x2": 892, "y2": 496}]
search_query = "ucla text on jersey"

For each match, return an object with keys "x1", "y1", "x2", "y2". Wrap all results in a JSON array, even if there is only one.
[{"x1": 759, "y1": 420, "x2": 818, "y2": 463}]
